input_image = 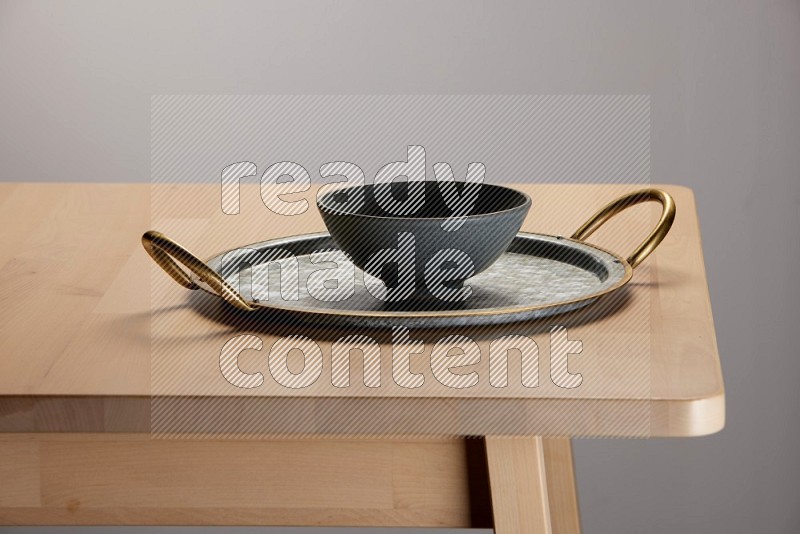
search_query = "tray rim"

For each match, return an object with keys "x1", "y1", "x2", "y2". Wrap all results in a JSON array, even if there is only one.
[{"x1": 192, "y1": 231, "x2": 633, "y2": 321}]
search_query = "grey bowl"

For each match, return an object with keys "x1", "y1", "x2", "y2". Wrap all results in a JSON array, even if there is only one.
[{"x1": 317, "y1": 182, "x2": 531, "y2": 305}]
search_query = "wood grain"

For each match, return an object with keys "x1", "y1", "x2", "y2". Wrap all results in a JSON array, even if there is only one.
[
  {"x1": 484, "y1": 437, "x2": 583, "y2": 533},
  {"x1": 0, "y1": 183, "x2": 724, "y2": 437},
  {"x1": 543, "y1": 438, "x2": 581, "y2": 534},
  {"x1": 0, "y1": 433, "x2": 477, "y2": 527},
  {"x1": 486, "y1": 436, "x2": 552, "y2": 534}
]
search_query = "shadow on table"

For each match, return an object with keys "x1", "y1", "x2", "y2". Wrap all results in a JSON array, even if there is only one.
[{"x1": 176, "y1": 282, "x2": 637, "y2": 343}]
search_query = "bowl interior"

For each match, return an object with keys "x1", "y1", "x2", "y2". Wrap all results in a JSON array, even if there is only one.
[{"x1": 318, "y1": 182, "x2": 529, "y2": 219}]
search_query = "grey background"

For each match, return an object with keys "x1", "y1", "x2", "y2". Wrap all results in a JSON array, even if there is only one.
[{"x1": 1, "y1": 0, "x2": 799, "y2": 533}]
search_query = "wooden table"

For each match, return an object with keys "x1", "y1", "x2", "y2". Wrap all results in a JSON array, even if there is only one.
[{"x1": 0, "y1": 183, "x2": 724, "y2": 532}]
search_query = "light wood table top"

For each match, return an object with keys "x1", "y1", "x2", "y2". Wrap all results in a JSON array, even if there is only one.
[{"x1": 0, "y1": 182, "x2": 724, "y2": 437}]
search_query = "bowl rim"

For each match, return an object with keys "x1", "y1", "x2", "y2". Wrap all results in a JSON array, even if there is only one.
[{"x1": 316, "y1": 182, "x2": 532, "y2": 221}]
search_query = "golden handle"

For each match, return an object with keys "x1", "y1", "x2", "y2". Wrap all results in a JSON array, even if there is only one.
[
  {"x1": 141, "y1": 230, "x2": 255, "y2": 311},
  {"x1": 571, "y1": 188, "x2": 676, "y2": 269}
]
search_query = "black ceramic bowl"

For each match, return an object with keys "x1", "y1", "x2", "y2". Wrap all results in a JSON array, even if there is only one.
[{"x1": 317, "y1": 182, "x2": 531, "y2": 302}]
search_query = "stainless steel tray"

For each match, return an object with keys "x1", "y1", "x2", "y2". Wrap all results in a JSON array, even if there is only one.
[{"x1": 143, "y1": 189, "x2": 675, "y2": 328}]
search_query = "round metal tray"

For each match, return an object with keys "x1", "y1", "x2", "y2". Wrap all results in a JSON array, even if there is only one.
[
  {"x1": 200, "y1": 232, "x2": 629, "y2": 327},
  {"x1": 143, "y1": 189, "x2": 675, "y2": 328}
]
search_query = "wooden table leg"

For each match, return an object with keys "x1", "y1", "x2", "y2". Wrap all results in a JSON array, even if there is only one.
[
  {"x1": 485, "y1": 436, "x2": 581, "y2": 534},
  {"x1": 2, "y1": 433, "x2": 580, "y2": 530},
  {"x1": 542, "y1": 438, "x2": 582, "y2": 534}
]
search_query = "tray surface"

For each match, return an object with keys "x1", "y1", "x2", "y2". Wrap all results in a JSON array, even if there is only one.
[{"x1": 196, "y1": 232, "x2": 630, "y2": 327}]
